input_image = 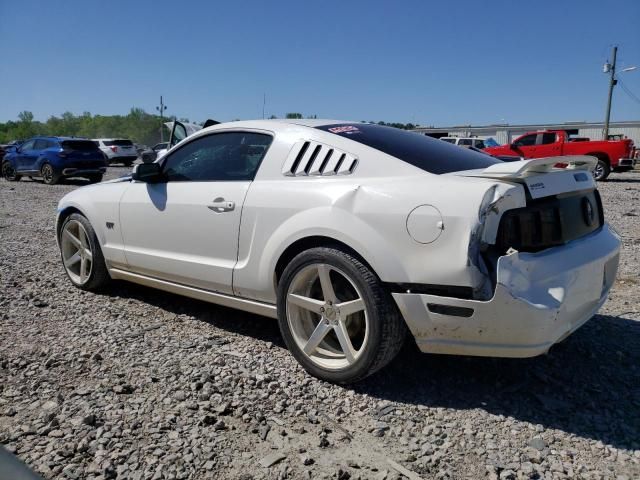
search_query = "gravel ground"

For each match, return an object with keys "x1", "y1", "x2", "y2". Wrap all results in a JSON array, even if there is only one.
[{"x1": 1, "y1": 167, "x2": 639, "y2": 480}]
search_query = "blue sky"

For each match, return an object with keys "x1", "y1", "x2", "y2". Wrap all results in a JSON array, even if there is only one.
[{"x1": 1, "y1": 0, "x2": 639, "y2": 126}]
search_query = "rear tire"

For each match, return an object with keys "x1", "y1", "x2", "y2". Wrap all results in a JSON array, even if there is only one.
[
  {"x1": 41, "y1": 163, "x2": 60, "y2": 185},
  {"x1": 2, "y1": 161, "x2": 21, "y2": 181},
  {"x1": 277, "y1": 247, "x2": 407, "y2": 384},
  {"x1": 59, "y1": 213, "x2": 111, "y2": 291},
  {"x1": 592, "y1": 159, "x2": 610, "y2": 181}
]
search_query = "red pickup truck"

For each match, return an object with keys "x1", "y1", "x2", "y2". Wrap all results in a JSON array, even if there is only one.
[{"x1": 484, "y1": 130, "x2": 636, "y2": 180}]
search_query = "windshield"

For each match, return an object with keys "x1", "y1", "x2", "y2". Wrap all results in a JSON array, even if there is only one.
[
  {"x1": 62, "y1": 140, "x2": 100, "y2": 151},
  {"x1": 317, "y1": 124, "x2": 500, "y2": 174},
  {"x1": 104, "y1": 139, "x2": 133, "y2": 146}
]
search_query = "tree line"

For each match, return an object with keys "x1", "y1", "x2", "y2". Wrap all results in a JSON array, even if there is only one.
[
  {"x1": 0, "y1": 109, "x2": 417, "y2": 145},
  {"x1": 0, "y1": 109, "x2": 175, "y2": 146}
]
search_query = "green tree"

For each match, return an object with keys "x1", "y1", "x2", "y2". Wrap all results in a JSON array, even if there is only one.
[
  {"x1": 285, "y1": 113, "x2": 303, "y2": 119},
  {"x1": 0, "y1": 109, "x2": 170, "y2": 145},
  {"x1": 18, "y1": 111, "x2": 34, "y2": 123}
]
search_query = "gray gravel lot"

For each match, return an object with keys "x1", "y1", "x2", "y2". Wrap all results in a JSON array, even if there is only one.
[{"x1": 1, "y1": 168, "x2": 639, "y2": 480}]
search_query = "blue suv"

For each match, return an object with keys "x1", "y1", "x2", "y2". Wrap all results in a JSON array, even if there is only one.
[{"x1": 2, "y1": 136, "x2": 108, "y2": 184}]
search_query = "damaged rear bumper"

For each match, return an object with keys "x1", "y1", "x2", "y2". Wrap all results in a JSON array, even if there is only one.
[{"x1": 392, "y1": 224, "x2": 620, "y2": 358}]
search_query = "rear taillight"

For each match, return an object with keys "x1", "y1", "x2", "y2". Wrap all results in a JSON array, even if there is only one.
[{"x1": 110, "y1": 146, "x2": 118, "y2": 153}]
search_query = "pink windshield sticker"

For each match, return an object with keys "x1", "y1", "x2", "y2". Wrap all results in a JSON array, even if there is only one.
[{"x1": 328, "y1": 125, "x2": 360, "y2": 134}]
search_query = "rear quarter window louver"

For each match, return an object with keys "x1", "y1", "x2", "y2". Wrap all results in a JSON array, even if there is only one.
[{"x1": 282, "y1": 141, "x2": 358, "y2": 176}]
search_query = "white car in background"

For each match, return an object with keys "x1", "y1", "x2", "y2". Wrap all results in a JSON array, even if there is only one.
[
  {"x1": 56, "y1": 119, "x2": 620, "y2": 383},
  {"x1": 93, "y1": 138, "x2": 138, "y2": 166},
  {"x1": 440, "y1": 137, "x2": 488, "y2": 149}
]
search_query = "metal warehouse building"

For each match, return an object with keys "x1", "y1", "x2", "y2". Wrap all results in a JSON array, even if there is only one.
[{"x1": 413, "y1": 120, "x2": 640, "y2": 146}]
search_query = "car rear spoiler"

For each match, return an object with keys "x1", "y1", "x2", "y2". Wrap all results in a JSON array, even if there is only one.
[{"x1": 474, "y1": 155, "x2": 597, "y2": 179}]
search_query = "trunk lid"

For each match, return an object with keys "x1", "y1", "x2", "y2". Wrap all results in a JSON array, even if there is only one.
[
  {"x1": 456, "y1": 156, "x2": 603, "y2": 254},
  {"x1": 104, "y1": 139, "x2": 136, "y2": 154},
  {"x1": 455, "y1": 155, "x2": 597, "y2": 199}
]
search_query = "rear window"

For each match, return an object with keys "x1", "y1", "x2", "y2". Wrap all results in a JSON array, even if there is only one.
[
  {"x1": 104, "y1": 139, "x2": 133, "y2": 146},
  {"x1": 62, "y1": 140, "x2": 100, "y2": 151},
  {"x1": 316, "y1": 124, "x2": 500, "y2": 174}
]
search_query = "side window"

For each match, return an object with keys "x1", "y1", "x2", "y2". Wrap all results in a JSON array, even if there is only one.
[
  {"x1": 475, "y1": 140, "x2": 486, "y2": 149},
  {"x1": 539, "y1": 133, "x2": 557, "y2": 145},
  {"x1": 163, "y1": 132, "x2": 273, "y2": 182},
  {"x1": 33, "y1": 139, "x2": 47, "y2": 150},
  {"x1": 513, "y1": 134, "x2": 536, "y2": 147},
  {"x1": 20, "y1": 140, "x2": 36, "y2": 151},
  {"x1": 458, "y1": 139, "x2": 473, "y2": 146}
]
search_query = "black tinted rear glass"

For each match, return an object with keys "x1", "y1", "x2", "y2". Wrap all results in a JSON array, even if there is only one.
[
  {"x1": 316, "y1": 124, "x2": 501, "y2": 174},
  {"x1": 62, "y1": 140, "x2": 99, "y2": 151},
  {"x1": 104, "y1": 139, "x2": 133, "y2": 146}
]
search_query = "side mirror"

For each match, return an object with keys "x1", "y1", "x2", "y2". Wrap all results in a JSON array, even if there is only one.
[{"x1": 132, "y1": 162, "x2": 165, "y2": 183}]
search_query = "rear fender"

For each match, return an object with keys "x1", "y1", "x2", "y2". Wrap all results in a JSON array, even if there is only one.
[{"x1": 235, "y1": 205, "x2": 408, "y2": 302}]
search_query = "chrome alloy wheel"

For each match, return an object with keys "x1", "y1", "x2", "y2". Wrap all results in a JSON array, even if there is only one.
[
  {"x1": 60, "y1": 220, "x2": 93, "y2": 285},
  {"x1": 592, "y1": 162, "x2": 605, "y2": 180},
  {"x1": 286, "y1": 263, "x2": 369, "y2": 370},
  {"x1": 42, "y1": 164, "x2": 54, "y2": 184}
]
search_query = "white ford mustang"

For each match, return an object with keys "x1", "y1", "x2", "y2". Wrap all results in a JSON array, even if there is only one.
[{"x1": 56, "y1": 119, "x2": 620, "y2": 383}]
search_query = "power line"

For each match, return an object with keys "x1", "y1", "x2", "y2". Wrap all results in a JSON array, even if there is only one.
[{"x1": 617, "y1": 78, "x2": 640, "y2": 105}]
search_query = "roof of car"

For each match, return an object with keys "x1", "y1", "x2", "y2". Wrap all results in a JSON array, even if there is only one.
[
  {"x1": 196, "y1": 119, "x2": 360, "y2": 135},
  {"x1": 93, "y1": 138, "x2": 131, "y2": 141},
  {"x1": 31, "y1": 136, "x2": 91, "y2": 141},
  {"x1": 270, "y1": 118, "x2": 359, "y2": 127}
]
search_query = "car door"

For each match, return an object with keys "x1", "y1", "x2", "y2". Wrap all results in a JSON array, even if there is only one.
[
  {"x1": 32, "y1": 139, "x2": 50, "y2": 170},
  {"x1": 118, "y1": 130, "x2": 273, "y2": 294},
  {"x1": 15, "y1": 139, "x2": 37, "y2": 171},
  {"x1": 510, "y1": 133, "x2": 538, "y2": 158},
  {"x1": 534, "y1": 132, "x2": 562, "y2": 157},
  {"x1": 168, "y1": 121, "x2": 188, "y2": 150}
]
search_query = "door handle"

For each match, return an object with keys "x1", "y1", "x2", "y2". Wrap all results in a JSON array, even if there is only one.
[{"x1": 208, "y1": 197, "x2": 235, "y2": 213}]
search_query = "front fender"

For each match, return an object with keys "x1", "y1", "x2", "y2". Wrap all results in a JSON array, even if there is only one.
[
  {"x1": 56, "y1": 183, "x2": 131, "y2": 268},
  {"x1": 3, "y1": 153, "x2": 17, "y2": 166}
]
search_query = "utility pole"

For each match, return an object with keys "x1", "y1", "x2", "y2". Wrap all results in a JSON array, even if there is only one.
[
  {"x1": 156, "y1": 96, "x2": 168, "y2": 142},
  {"x1": 603, "y1": 46, "x2": 617, "y2": 140},
  {"x1": 262, "y1": 93, "x2": 266, "y2": 119}
]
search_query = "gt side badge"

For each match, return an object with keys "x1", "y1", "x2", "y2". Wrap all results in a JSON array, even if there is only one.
[{"x1": 106, "y1": 222, "x2": 115, "y2": 230}]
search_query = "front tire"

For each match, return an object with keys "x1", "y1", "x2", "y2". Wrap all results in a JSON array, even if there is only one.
[
  {"x1": 41, "y1": 163, "x2": 60, "y2": 185},
  {"x1": 59, "y1": 213, "x2": 111, "y2": 291},
  {"x1": 593, "y1": 159, "x2": 610, "y2": 181},
  {"x1": 2, "y1": 161, "x2": 21, "y2": 181},
  {"x1": 277, "y1": 247, "x2": 407, "y2": 383}
]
